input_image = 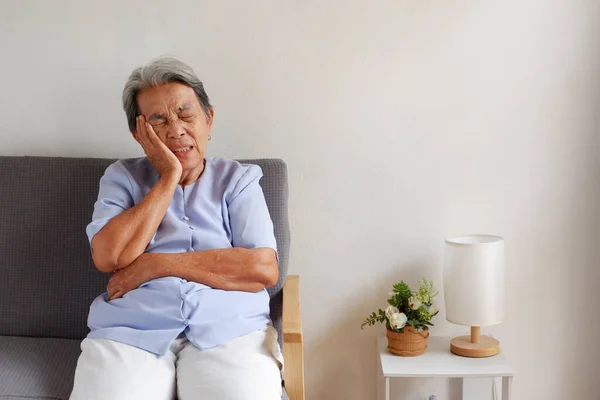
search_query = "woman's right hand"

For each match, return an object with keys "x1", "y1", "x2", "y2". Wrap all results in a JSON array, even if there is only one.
[{"x1": 133, "y1": 115, "x2": 182, "y2": 181}]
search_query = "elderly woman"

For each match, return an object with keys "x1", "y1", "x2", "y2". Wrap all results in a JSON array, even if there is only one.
[{"x1": 69, "y1": 57, "x2": 283, "y2": 400}]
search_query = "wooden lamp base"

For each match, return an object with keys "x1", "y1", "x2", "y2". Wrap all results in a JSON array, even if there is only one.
[{"x1": 450, "y1": 326, "x2": 499, "y2": 358}]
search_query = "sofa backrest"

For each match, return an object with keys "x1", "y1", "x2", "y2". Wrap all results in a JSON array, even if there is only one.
[{"x1": 0, "y1": 156, "x2": 290, "y2": 340}]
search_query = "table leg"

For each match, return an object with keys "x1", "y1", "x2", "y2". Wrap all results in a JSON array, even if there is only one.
[
  {"x1": 449, "y1": 377, "x2": 464, "y2": 400},
  {"x1": 377, "y1": 351, "x2": 386, "y2": 400},
  {"x1": 385, "y1": 378, "x2": 390, "y2": 400},
  {"x1": 502, "y1": 376, "x2": 512, "y2": 400}
]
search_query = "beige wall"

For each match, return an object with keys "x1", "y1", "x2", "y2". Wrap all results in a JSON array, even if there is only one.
[{"x1": 2, "y1": 1, "x2": 599, "y2": 398}]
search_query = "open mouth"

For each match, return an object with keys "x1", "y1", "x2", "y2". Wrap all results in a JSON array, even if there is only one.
[{"x1": 172, "y1": 146, "x2": 193, "y2": 156}]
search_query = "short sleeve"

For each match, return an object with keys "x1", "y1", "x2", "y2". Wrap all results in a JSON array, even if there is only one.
[
  {"x1": 85, "y1": 161, "x2": 134, "y2": 244},
  {"x1": 228, "y1": 165, "x2": 278, "y2": 257}
]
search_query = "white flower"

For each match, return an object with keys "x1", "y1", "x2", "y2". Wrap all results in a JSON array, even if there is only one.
[
  {"x1": 429, "y1": 304, "x2": 439, "y2": 316},
  {"x1": 390, "y1": 313, "x2": 408, "y2": 330},
  {"x1": 409, "y1": 296, "x2": 422, "y2": 310},
  {"x1": 385, "y1": 305, "x2": 399, "y2": 319}
]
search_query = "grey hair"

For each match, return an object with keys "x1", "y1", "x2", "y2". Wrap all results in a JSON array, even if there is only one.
[{"x1": 122, "y1": 56, "x2": 213, "y2": 133}]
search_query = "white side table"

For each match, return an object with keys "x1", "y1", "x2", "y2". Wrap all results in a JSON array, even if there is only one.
[{"x1": 378, "y1": 335, "x2": 514, "y2": 400}]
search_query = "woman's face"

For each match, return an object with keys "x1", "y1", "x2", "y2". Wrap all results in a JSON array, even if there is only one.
[{"x1": 136, "y1": 82, "x2": 214, "y2": 172}]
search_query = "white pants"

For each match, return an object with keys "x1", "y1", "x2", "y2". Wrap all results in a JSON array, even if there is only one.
[{"x1": 69, "y1": 326, "x2": 283, "y2": 400}]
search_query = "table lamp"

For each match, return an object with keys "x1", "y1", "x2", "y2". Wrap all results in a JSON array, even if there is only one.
[{"x1": 443, "y1": 235, "x2": 505, "y2": 358}]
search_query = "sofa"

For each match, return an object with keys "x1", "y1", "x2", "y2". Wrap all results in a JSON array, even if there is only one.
[{"x1": 0, "y1": 156, "x2": 304, "y2": 400}]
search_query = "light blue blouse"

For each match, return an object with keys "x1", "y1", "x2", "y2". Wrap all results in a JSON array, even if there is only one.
[{"x1": 85, "y1": 157, "x2": 277, "y2": 356}]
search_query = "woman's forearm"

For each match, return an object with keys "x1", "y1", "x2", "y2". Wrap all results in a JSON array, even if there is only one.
[
  {"x1": 145, "y1": 248, "x2": 278, "y2": 292},
  {"x1": 91, "y1": 174, "x2": 179, "y2": 272}
]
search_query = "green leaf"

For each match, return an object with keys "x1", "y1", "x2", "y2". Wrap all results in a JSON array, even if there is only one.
[{"x1": 392, "y1": 282, "x2": 412, "y2": 300}]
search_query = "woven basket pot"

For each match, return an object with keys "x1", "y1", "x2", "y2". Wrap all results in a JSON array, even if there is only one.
[{"x1": 386, "y1": 326, "x2": 429, "y2": 356}]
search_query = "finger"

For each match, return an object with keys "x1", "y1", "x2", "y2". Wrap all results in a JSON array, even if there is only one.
[
  {"x1": 107, "y1": 275, "x2": 120, "y2": 295},
  {"x1": 108, "y1": 290, "x2": 123, "y2": 301},
  {"x1": 144, "y1": 122, "x2": 162, "y2": 146},
  {"x1": 136, "y1": 116, "x2": 152, "y2": 149},
  {"x1": 138, "y1": 115, "x2": 153, "y2": 150},
  {"x1": 107, "y1": 279, "x2": 116, "y2": 294},
  {"x1": 108, "y1": 282, "x2": 123, "y2": 299},
  {"x1": 135, "y1": 115, "x2": 143, "y2": 137},
  {"x1": 107, "y1": 281, "x2": 114, "y2": 296}
]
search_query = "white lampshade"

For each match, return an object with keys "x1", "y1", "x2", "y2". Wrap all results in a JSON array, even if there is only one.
[{"x1": 443, "y1": 235, "x2": 505, "y2": 327}]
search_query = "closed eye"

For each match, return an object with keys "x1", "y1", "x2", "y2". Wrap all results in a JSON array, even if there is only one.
[{"x1": 179, "y1": 113, "x2": 196, "y2": 122}]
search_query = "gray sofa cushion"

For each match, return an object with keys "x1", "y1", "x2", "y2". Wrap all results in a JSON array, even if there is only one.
[
  {"x1": 0, "y1": 336, "x2": 81, "y2": 400},
  {"x1": 0, "y1": 156, "x2": 290, "y2": 341}
]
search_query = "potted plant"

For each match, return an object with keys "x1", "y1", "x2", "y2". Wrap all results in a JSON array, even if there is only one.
[{"x1": 361, "y1": 278, "x2": 439, "y2": 356}]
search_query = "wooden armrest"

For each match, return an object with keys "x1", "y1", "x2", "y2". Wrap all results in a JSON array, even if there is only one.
[
  {"x1": 283, "y1": 275, "x2": 303, "y2": 343},
  {"x1": 283, "y1": 275, "x2": 305, "y2": 400}
]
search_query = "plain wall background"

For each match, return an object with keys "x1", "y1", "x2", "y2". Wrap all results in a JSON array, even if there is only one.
[{"x1": 2, "y1": 1, "x2": 599, "y2": 399}]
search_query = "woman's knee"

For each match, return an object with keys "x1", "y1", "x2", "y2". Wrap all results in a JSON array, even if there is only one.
[
  {"x1": 70, "y1": 338, "x2": 176, "y2": 400},
  {"x1": 176, "y1": 330, "x2": 283, "y2": 400}
]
